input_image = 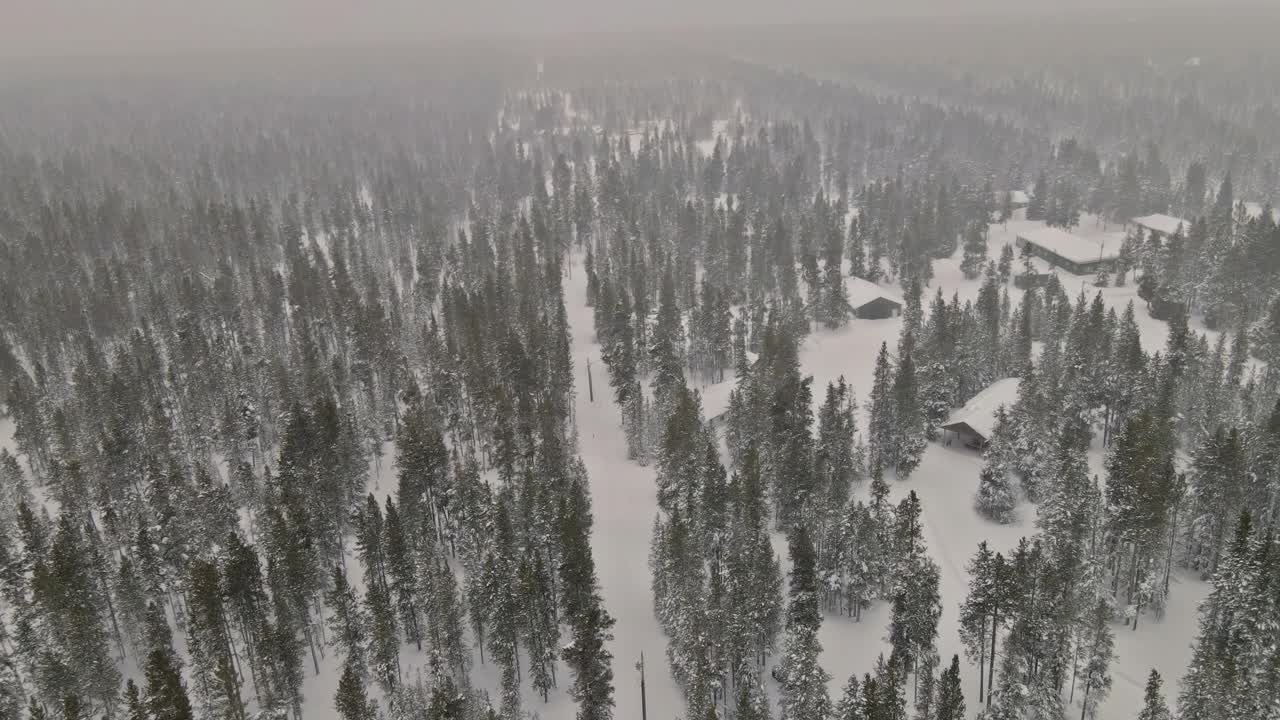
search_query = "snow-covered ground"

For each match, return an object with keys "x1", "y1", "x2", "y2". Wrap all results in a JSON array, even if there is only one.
[{"x1": 0, "y1": 210, "x2": 1212, "y2": 720}]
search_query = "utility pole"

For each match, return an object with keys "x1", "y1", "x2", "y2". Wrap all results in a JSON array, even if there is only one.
[
  {"x1": 636, "y1": 653, "x2": 648, "y2": 720},
  {"x1": 587, "y1": 356, "x2": 595, "y2": 403}
]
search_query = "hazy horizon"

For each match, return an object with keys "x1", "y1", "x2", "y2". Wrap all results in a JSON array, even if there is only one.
[{"x1": 4, "y1": 0, "x2": 1274, "y2": 59}]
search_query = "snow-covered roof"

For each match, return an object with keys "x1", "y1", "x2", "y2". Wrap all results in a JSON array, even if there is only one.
[
  {"x1": 1016, "y1": 226, "x2": 1121, "y2": 265},
  {"x1": 846, "y1": 276, "x2": 903, "y2": 310},
  {"x1": 940, "y1": 377, "x2": 1022, "y2": 442},
  {"x1": 1243, "y1": 202, "x2": 1278, "y2": 222},
  {"x1": 1132, "y1": 214, "x2": 1189, "y2": 237},
  {"x1": 994, "y1": 190, "x2": 1029, "y2": 205}
]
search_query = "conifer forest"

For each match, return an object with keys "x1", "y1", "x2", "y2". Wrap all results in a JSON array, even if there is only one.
[{"x1": 2, "y1": 8, "x2": 1280, "y2": 720}]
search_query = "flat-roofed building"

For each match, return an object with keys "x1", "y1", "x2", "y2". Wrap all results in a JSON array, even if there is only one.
[
  {"x1": 1130, "y1": 214, "x2": 1189, "y2": 240},
  {"x1": 1015, "y1": 226, "x2": 1120, "y2": 275}
]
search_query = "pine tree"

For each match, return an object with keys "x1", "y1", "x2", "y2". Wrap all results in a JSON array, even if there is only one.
[
  {"x1": 1028, "y1": 172, "x2": 1049, "y2": 221},
  {"x1": 787, "y1": 527, "x2": 821, "y2": 632},
  {"x1": 559, "y1": 478, "x2": 616, "y2": 720},
  {"x1": 31, "y1": 515, "x2": 121, "y2": 711},
  {"x1": 519, "y1": 548, "x2": 559, "y2": 702},
  {"x1": 849, "y1": 222, "x2": 868, "y2": 280},
  {"x1": 974, "y1": 465, "x2": 1016, "y2": 524},
  {"x1": 418, "y1": 537, "x2": 471, "y2": 683},
  {"x1": 324, "y1": 565, "x2": 368, "y2": 680},
  {"x1": 934, "y1": 656, "x2": 964, "y2": 720},
  {"x1": 1136, "y1": 670, "x2": 1170, "y2": 720},
  {"x1": 891, "y1": 332, "x2": 926, "y2": 479},
  {"x1": 186, "y1": 559, "x2": 246, "y2": 720},
  {"x1": 914, "y1": 667, "x2": 936, "y2": 720},
  {"x1": 427, "y1": 673, "x2": 468, "y2": 720},
  {"x1": 383, "y1": 499, "x2": 423, "y2": 651},
  {"x1": 335, "y1": 662, "x2": 378, "y2": 720},
  {"x1": 868, "y1": 343, "x2": 895, "y2": 475},
  {"x1": 835, "y1": 674, "x2": 863, "y2": 720},
  {"x1": 959, "y1": 544, "x2": 1007, "y2": 709},
  {"x1": 734, "y1": 676, "x2": 770, "y2": 720},
  {"x1": 960, "y1": 224, "x2": 987, "y2": 280},
  {"x1": 562, "y1": 601, "x2": 616, "y2": 720},
  {"x1": 144, "y1": 646, "x2": 195, "y2": 720},
  {"x1": 888, "y1": 553, "x2": 941, "y2": 699},
  {"x1": 1076, "y1": 599, "x2": 1115, "y2": 720},
  {"x1": 779, "y1": 627, "x2": 831, "y2": 720},
  {"x1": 651, "y1": 267, "x2": 687, "y2": 401},
  {"x1": 123, "y1": 679, "x2": 144, "y2": 720},
  {"x1": 366, "y1": 579, "x2": 401, "y2": 694},
  {"x1": 997, "y1": 245, "x2": 1014, "y2": 285}
]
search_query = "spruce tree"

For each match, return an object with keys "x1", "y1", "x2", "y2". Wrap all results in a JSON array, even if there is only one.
[
  {"x1": 143, "y1": 646, "x2": 195, "y2": 720},
  {"x1": 323, "y1": 565, "x2": 368, "y2": 680},
  {"x1": 868, "y1": 343, "x2": 895, "y2": 475},
  {"x1": 787, "y1": 527, "x2": 821, "y2": 632},
  {"x1": 934, "y1": 656, "x2": 964, "y2": 720},
  {"x1": 974, "y1": 465, "x2": 1016, "y2": 524},
  {"x1": 365, "y1": 580, "x2": 400, "y2": 694},
  {"x1": 835, "y1": 674, "x2": 863, "y2": 720},
  {"x1": 1136, "y1": 670, "x2": 1170, "y2": 720},
  {"x1": 959, "y1": 223, "x2": 986, "y2": 280},
  {"x1": 123, "y1": 680, "x2": 144, "y2": 720},
  {"x1": 383, "y1": 499, "x2": 422, "y2": 651},
  {"x1": 891, "y1": 332, "x2": 926, "y2": 479},
  {"x1": 334, "y1": 662, "x2": 378, "y2": 720},
  {"x1": 1076, "y1": 599, "x2": 1115, "y2": 720},
  {"x1": 778, "y1": 626, "x2": 831, "y2": 720},
  {"x1": 31, "y1": 515, "x2": 121, "y2": 711}
]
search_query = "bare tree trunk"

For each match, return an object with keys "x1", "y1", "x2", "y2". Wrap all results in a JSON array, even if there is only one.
[
  {"x1": 978, "y1": 617, "x2": 986, "y2": 703},
  {"x1": 987, "y1": 602, "x2": 999, "y2": 709}
]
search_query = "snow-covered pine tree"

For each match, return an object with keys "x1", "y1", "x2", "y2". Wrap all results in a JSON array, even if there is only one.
[
  {"x1": 1076, "y1": 599, "x2": 1115, "y2": 720},
  {"x1": 365, "y1": 578, "x2": 401, "y2": 694},
  {"x1": 334, "y1": 662, "x2": 378, "y2": 720},
  {"x1": 935, "y1": 655, "x2": 964, "y2": 720},
  {"x1": 778, "y1": 626, "x2": 831, "y2": 720},
  {"x1": 323, "y1": 565, "x2": 368, "y2": 681},
  {"x1": 974, "y1": 465, "x2": 1017, "y2": 525},
  {"x1": 891, "y1": 332, "x2": 927, "y2": 479},
  {"x1": 868, "y1": 343, "x2": 895, "y2": 476},
  {"x1": 143, "y1": 644, "x2": 195, "y2": 720},
  {"x1": 185, "y1": 559, "x2": 246, "y2": 720},
  {"x1": 1136, "y1": 670, "x2": 1170, "y2": 720},
  {"x1": 958, "y1": 543, "x2": 1000, "y2": 705},
  {"x1": 960, "y1": 223, "x2": 987, "y2": 280},
  {"x1": 834, "y1": 673, "x2": 862, "y2": 720}
]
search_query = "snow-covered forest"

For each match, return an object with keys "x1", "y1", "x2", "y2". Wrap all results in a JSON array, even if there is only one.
[{"x1": 1, "y1": 13, "x2": 1280, "y2": 720}]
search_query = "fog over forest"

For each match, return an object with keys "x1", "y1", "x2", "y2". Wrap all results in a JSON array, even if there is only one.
[
  {"x1": 3, "y1": 0, "x2": 1275, "y2": 56},
  {"x1": 1, "y1": 4, "x2": 1279, "y2": 720}
]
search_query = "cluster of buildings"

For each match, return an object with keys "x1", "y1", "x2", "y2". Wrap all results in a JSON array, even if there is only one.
[
  {"x1": 1012, "y1": 213, "x2": 1192, "y2": 277},
  {"x1": 843, "y1": 199, "x2": 1273, "y2": 324}
]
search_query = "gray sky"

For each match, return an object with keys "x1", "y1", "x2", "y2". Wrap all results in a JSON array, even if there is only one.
[{"x1": 0, "y1": 0, "x2": 1260, "y2": 58}]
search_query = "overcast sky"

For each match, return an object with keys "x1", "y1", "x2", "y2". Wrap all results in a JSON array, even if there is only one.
[{"x1": 1, "y1": 0, "x2": 1262, "y2": 58}]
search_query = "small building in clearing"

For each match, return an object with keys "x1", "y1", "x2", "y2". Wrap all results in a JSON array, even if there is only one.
[
  {"x1": 996, "y1": 190, "x2": 1030, "y2": 209},
  {"x1": 1130, "y1": 214, "x2": 1189, "y2": 241},
  {"x1": 1015, "y1": 226, "x2": 1120, "y2": 276},
  {"x1": 940, "y1": 377, "x2": 1022, "y2": 450},
  {"x1": 847, "y1": 277, "x2": 903, "y2": 319}
]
